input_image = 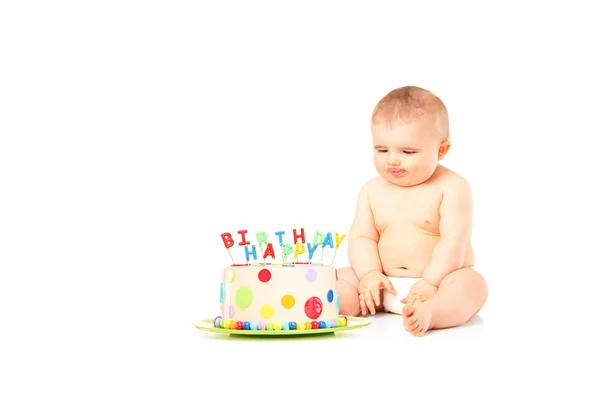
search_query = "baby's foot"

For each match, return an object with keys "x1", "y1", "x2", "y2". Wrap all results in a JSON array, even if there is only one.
[{"x1": 402, "y1": 302, "x2": 433, "y2": 337}]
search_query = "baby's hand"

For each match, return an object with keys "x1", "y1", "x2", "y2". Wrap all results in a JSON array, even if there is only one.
[
  {"x1": 357, "y1": 271, "x2": 395, "y2": 315},
  {"x1": 401, "y1": 279, "x2": 438, "y2": 306}
]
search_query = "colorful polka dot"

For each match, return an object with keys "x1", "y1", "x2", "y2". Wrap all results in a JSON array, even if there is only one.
[
  {"x1": 260, "y1": 305, "x2": 274, "y2": 319},
  {"x1": 306, "y1": 268, "x2": 317, "y2": 282},
  {"x1": 305, "y1": 296, "x2": 323, "y2": 319},
  {"x1": 281, "y1": 294, "x2": 295, "y2": 309},
  {"x1": 226, "y1": 269, "x2": 236, "y2": 283},
  {"x1": 227, "y1": 306, "x2": 234, "y2": 318},
  {"x1": 219, "y1": 283, "x2": 225, "y2": 303},
  {"x1": 235, "y1": 286, "x2": 253, "y2": 308},
  {"x1": 335, "y1": 293, "x2": 340, "y2": 313},
  {"x1": 258, "y1": 269, "x2": 271, "y2": 282},
  {"x1": 327, "y1": 289, "x2": 334, "y2": 303}
]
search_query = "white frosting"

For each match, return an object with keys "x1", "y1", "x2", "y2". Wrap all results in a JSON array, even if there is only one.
[{"x1": 221, "y1": 265, "x2": 340, "y2": 323}]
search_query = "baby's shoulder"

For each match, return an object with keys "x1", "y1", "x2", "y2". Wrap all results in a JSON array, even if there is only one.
[
  {"x1": 436, "y1": 165, "x2": 472, "y2": 192},
  {"x1": 359, "y1": 176, "x2": 388, "y2": 194}
]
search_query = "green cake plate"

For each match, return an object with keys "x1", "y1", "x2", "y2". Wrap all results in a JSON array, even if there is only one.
[{"x1": 195, "y1": 316, "x2": 370, "y2": 336}]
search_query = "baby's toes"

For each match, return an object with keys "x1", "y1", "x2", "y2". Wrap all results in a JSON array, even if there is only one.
[
  {"x1": 411, "y1": 326, "x2": 424, "y2": 337},
  {"x1": 407, "y1": 316, "x2": 418, "y2": 329},
  {"x1": 402, "y1": 314, "x2": 412, "y2": 330},
  {"x1": 401, "y1": 306, "x2": 414, "y2": 329},
  {"x1": 409, "y1": 320, "x2": 421, "y2": 334}
]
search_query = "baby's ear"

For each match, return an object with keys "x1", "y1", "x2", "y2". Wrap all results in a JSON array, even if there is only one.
[{"x1": 437, "y1": 140, "x2": 451, "y2": 160}]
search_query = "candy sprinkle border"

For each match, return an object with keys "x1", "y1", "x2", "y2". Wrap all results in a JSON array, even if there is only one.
[{"x1": 213, "y1": 316, "x2": 348, "y2": 331}]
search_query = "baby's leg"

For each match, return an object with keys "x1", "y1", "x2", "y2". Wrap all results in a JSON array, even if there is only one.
[
  {"x1": 403, "y1": 267, "x2": 488, "y2": 336},
  {"x1": 336, "y1": 267, "x2": 361, "y2": 316}
]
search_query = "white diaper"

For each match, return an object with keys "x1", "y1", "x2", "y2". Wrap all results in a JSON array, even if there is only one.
[{"x1": 382, "y1": 276, "x2": 420, "y2": 315}]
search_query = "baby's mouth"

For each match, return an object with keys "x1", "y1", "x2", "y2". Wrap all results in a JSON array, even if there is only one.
[{"x1": 388, "y1": 168, "x2": 406, "y2": 176}]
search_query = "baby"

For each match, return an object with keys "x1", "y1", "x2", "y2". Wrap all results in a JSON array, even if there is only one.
[{"x1": 336, "y1": 86, "x2": 488, "y2": 336}]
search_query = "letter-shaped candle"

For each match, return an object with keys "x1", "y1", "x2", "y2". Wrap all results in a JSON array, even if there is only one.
[
  {"x1": 330, "y1": 232, "x2": 347, "y2": 267},
  {"x1": 307, "y1": 242, "x2": 319, "y2": 260},
  {"x1": 256, "y1": 232, "x2": 268, "y2": 247},
  {"x1": 294, "y1": 242, "x2": 306, "y2": 259},
  {"x1": 312, "y1": 231, "x2": 325, "y2": 246},
  {"x1": 263, "y1": 243, "x2": 276, "y2": 259},
  {"x1": 293, "y1": 228, "x2": 306, "y2": 244},
  {"x1": 322, "y1": 232, "x2": 334, "y2": 248},
  {"x1": 274, "y1": 231, "x2": 285, "y2": 246},
  {"x1": 221, "y1": 232, "x2": 234, "y2": 248},
  {"x1": 335, "y1": 232, "x2": 347, "y2": 248},
  {"x1": 238, "y1": 230, "x2": 250, "y2": 246},
  {"x1": 282, "y1": 244, "x2": 293, "y2": 261},
  {"x1": 244, "y1": 245, "x2": 257, "y2": 262},
  {"x1": 221, "y1": 232, "x2": 235, "y2": 264}
]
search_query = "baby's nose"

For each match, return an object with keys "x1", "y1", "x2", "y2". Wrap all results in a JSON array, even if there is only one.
[{"x1": 388, "y1": 154, "x2": 401, "y2": 166}]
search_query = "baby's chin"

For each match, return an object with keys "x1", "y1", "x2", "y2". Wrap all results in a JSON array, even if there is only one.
[
  {"x1": 387, "y1": 179, "x2": 420, "y2": 187},
  {"x1": 379, "y1": 171, "x2": 430, "y2": 187}
]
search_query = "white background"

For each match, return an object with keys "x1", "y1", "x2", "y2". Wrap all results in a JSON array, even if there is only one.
[{"x1": 1, "y1": 1, "x2": 599, "y2": 398}]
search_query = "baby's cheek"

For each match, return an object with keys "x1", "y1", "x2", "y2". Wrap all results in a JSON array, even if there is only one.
[
  {"x1": 416, "y1": 156, "x2": 433, "y2": 170},
  {"x1": 375, "y1": 158, "x2": 387, "y2": 171},
  {"x1": 405, "y1": 158, "x2": 419, "y2": 170}
]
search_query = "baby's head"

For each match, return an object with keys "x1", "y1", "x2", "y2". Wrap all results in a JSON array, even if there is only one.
[{"x1": 371, "y1": 86, "x2": 450, "y2": 187}]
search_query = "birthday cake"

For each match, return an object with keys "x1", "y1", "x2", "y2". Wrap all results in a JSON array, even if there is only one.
[{"x1": 213, "y1": 228, "x2": 348, "y2": 331}]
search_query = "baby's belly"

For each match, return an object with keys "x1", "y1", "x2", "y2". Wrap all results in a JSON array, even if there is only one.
[{"x1": 378, "y1": 225, "x2": 440, "y2": 278}]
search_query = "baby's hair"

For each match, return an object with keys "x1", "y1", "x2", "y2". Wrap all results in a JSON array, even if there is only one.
[{"x1": 371, "y1": 86, "x2": 450, "y2": 141}]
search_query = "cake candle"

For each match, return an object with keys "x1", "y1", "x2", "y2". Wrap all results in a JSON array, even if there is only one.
[
  {"x1": 220, "y1": 232, "x2": 236, "y2": 265},
  {"x1": 329, "y1": 232, "x2": 347, "y2": 266}
]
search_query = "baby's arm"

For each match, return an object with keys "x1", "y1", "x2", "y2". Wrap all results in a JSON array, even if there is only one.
[
  {"x1": 347, "y1": 183, "x2": 382, "y2": 280},
  {"x1": 421, "y1": 176, "x2": 473, "y2": 287}
]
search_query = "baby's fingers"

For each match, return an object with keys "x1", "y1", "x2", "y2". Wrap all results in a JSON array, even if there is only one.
[
  {"x1": 408, "y1": 294, "x2": 421, "y2": 306},
  {"x1": 369, "y1": 285, "x2": 381, "y2": 307},
  {"x1": 364, "y1": 291, "x2": 376, "y2": 315},
  {"x1": 382, "y1": 278, "x2": 396, "y2": 294},
  {"x1": 359, "y1": 294, "x2": 367, "y2": 316},
  {"x1": 404, "y1": 293, "x2": 416, "y2": 306}
]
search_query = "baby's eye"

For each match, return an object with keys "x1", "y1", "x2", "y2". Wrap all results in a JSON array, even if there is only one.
[
  {"x1": 377, "y1": 149, "x2": 388, "y2": 153},
  {"x1": 403, "y1": 151, "x2": 416, "y2": 155}
]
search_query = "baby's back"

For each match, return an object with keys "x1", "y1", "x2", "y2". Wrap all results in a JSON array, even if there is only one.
[{"x1": 367, "y1": 165, "x2": 475, "y2": 277}]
